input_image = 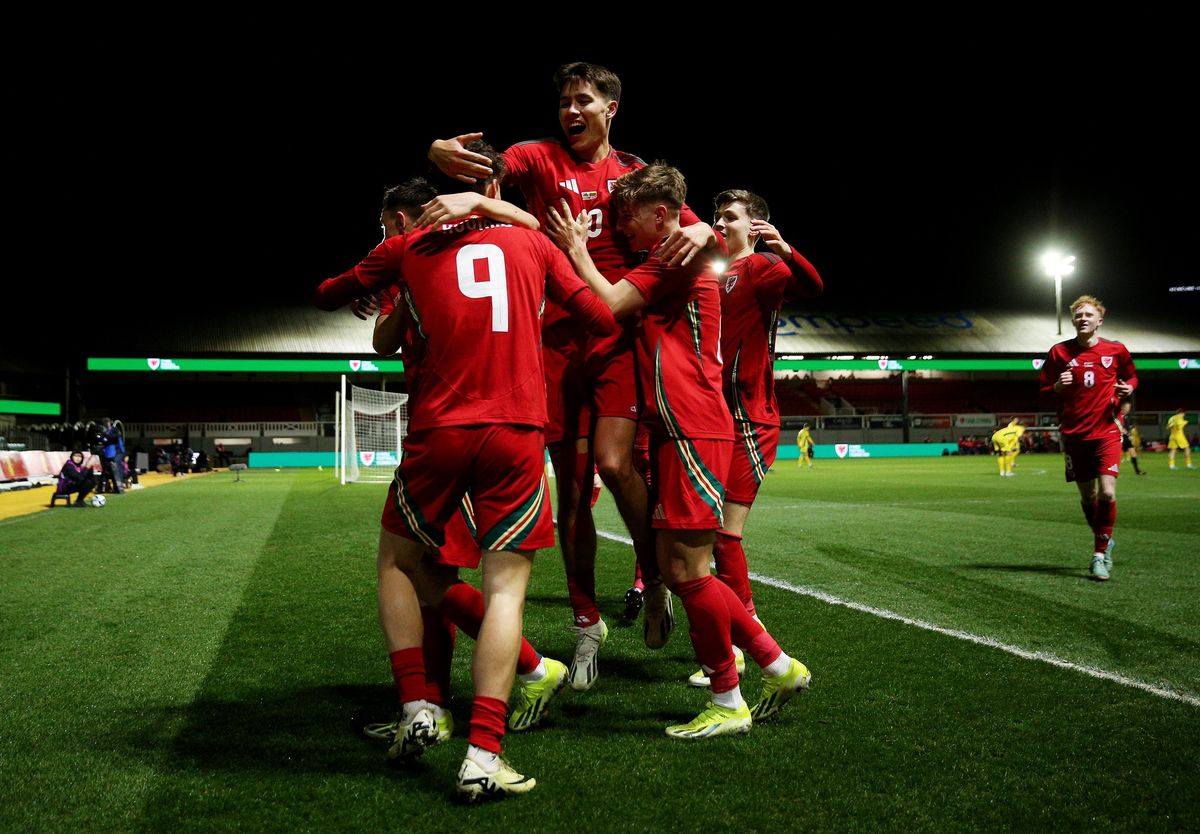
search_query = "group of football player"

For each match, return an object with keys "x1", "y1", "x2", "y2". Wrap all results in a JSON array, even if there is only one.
[{"x1": 313, "y1": 61, "x2": 826, "y2": 802}]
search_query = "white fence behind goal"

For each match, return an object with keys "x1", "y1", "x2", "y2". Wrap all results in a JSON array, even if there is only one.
[{"x1": 345, "y1": 384, "x2": 408, "y2": 483}]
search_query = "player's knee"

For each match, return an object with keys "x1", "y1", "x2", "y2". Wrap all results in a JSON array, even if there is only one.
[{"x1": 595, "y1": 452, "x2": 633, "y2": 485}]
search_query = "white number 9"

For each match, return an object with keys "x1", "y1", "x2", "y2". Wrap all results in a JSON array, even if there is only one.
[{"x1": 457, "y1": 243, "x2": 509, "y2": 332}]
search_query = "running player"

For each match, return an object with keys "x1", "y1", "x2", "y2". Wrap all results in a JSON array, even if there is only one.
[
  {"x1": 428, "y1": 63, "x2": 717, "y2": 688},
  {"x1": 548, "y1": 163, "x2": 811, "y2": 738},
  {"x1": 1039, "y1": 295, "x2": 1137, "y2": 581},
  {"x1": 1166, "y1": 408, "x2": 1195, "y2": 470},
  {"x1": 685, "y1": 189, "x2": 823, "y2": 687},
  {"x1": 318, "y1": 144, "x2": 616, "y2": 799}
]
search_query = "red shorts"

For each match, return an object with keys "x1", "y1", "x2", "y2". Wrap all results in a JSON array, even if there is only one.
[
  {"x1": 1061, "y1": 433, "x2": 1122, "y2": 483},
  {"x1": 585, "y1": 326, "x2": 638, "y2": 422},
  {"x1": 435, "y1": 502, "x2": 482, "y2": 569},
  {"x1": 381, "y1": 425, "x2": 554, "y2": 552},
  {"x1": 649, "y1": 435, "x2": 731, "y2": 531},
  {"x1": 726, "y1": 422, "x2": 779, "y2": 506}
]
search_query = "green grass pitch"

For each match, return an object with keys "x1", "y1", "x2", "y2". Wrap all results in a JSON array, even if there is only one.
[{"x1": 1, "y1": 455, "x2": 1197, "y2": 832}]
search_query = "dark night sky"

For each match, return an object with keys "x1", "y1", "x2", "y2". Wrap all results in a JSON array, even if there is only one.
[{"x1": 11, "y1": 32, "x2": 1198, "y2": 348}]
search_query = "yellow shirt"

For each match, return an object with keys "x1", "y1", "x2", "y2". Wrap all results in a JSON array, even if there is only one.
[{"x1": 797, "y1": 428, "x2": 812, "y2": 449}]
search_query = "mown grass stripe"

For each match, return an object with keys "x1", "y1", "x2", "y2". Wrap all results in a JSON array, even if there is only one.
[{"x1": 594, "y1": 528, "x2": 1200, "y2": 707}]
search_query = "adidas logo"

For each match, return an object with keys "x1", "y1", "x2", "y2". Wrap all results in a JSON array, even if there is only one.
[
  {"x1": 652, "y1": 504, "x2": 666, "y2": 520},
  {"x1": 1108, "y1": 464, "x2": 1119, "y2": 472},
  {"x1": 559, "y1": 178, "x2": 580, "y2": 194}
]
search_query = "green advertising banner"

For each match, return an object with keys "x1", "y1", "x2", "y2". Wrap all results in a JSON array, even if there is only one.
[
  {"x1": 88, "y1": 358, "x2": 406, "y2": 373},
  {"x1": 776, "y1": 443, "x2": 959, "y2": 459},
  {"x1": 87, "y1": 357, "x2": 1197, "y2": 374},
  {"x1": 0, "y1": 399, "x2": 61, "y2": 416}
]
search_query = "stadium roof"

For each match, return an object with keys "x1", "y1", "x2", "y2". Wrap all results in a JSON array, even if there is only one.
[{"x1": 102, "y1": 305, "x2": 1198, "y2": 358}]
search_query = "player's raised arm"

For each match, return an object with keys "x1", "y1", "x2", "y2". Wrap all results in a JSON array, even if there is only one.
[
  {"x1": 428, "y1": 132, "x2": 494, "y2": 184},
  {"x1": 658, "y1": 218, "x2": 721, "y2": 267},
  {"x1": 752, "y1": 220, "x2": 824, "y2": 299},
  {"x1": 412, "y1": 192, "x2": 539, "y2": 231},
  {"x1": 546, "y1": 199, "x2": 644, "y2": 319}
]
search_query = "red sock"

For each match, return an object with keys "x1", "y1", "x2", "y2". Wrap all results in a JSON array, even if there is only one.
[
  {"x1": 714, "y1": 579, "x2": 782, "y2": 668},
  {"x1": 673, "y1": 575, "x2": 738, "y2": 693},
  {"x1": 1080, "y1": 499, "x2": 1098, "y2": 531},
  {"x1": 439, "y1": 580, "x2": 540, "y2": 674},
  {"x1": 566, "y1": 575, "x2": 600, "y2": 627},
  {"x1": 421, "y1": 607, "x2": 455, "y2": 706},
  {"x1": 468, "y1": 695, "x2": 508, "y2": 754},
  {"x1": 1094, "y1": 499, "x2": 1116, "y2": 552},
  {"x1": 714, "y1": 530, "x2": 756, "y2": 617},
  {"x1": 388, "y1": 647, "x2": 425, "y2": 705},
  {"x1": 438, "y1": 581, "x2": 484, "y2": 639}
]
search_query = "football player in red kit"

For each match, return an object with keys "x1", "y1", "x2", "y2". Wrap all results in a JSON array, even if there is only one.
[
  {"x1": 317, "y1": 144, "x2": 616, "y2": 799},
  {"x1": 343, "y1": 179, "x2": 572, "y2": 751},
  {"x1": 548, "y1": 163, "x2": 811, "y2": 739},
  {"x1": 1039, "y1": 295, "x2": 1137, "y2": 581},
  {"x1": 685, "y1": 189, "x2": 824, "y2": 688},
  {"x1": 429, "y1": 62, "x2": 717, "y2": 691}
]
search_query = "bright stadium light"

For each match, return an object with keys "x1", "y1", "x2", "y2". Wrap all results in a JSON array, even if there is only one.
[
  {"x1": 1041, "y1": 250, "x2": 1076, "y2": 335},
  {"x1": 711, "y1": 259, "x2": 728, "y2": 275}
]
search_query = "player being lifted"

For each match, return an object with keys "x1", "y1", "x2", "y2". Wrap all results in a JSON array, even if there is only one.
[
  {"x1": 1039, "y1": 295, "x2": 1137, "y2": 582},
  {"x1": 1166, "y1": 408, "x2": 1195, "y2": 470},
  {"x1": 429, "y1": 63, "x2": 718, "y2": 692},
  {"x1": 548, "y1": 163, "x2": 811, "y2": 738},
  {"x1": 316, "y1": 146, "x2": 616, "y2": 799},
  {"x1": 686, "y1": 189, "x2": 823, "y2": 688},
  {"x1": 326, "y1": 179, "x2": 571, "y2": 749}
]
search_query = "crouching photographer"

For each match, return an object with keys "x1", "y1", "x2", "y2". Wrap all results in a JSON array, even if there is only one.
[{"x1": 58, "y1": 451, "x2": 97, "y2": 507}]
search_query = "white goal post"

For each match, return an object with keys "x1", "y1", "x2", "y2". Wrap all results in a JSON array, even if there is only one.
[{"x1": 339, "y1": 376, "x2": 408, "y2": 483}]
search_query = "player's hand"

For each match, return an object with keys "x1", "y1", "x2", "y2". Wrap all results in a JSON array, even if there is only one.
[
  {"x1": 351, "y1": 294, "x2": 380, "y2": 320},
  {"x1": 659, "y1": 222, "x2": 714, "y2": 267},
  {"x1": 1054, "y1": 370, "x2": 1074, "y2": 392},
  {"x1": 546, "y1": 199, "x2": 590, "y2": 255},
  {"x1": 1115, "y1": 379, "x2": 1134, "y2": 398},
  {"x1": 428, "y1": 133, "x2": 493, "y2": 184},
  {"x1": 414, "y1": 193, "x2": 482, "y2": 229},
  {"x1": 751, "y1": 220, "x2": 792, "y2": 258}
]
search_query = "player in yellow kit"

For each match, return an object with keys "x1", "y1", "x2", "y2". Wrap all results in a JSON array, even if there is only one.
[
  {"x1": 796, "y1": 423, "x2": 813, "y2": 469},
  {"x1": 990, "y1": 419, "x2": 1024, "y2": 477},
  {"x1": 1166, "y1": 409, "x2": 1195, "y2": 470}
]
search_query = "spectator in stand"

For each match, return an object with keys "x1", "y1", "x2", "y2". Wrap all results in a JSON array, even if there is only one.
[
  {"x1": 171, "y1": 449, "x2": 187, "y2": 477},
  {"x1": 123, "y1": 453, "x2": 140, "y2": 486},
  {"x1": 196, "y1": 449, "x2": 210, "y2": 472},
  {"x1": 215, "y1": 443, "x2": 232, "y2": 467},
  {"x1": 57, "y1": 451, "x2": 97, "y2": 506},
  {"x1": 156, "y1": 448, "x2": 171, "y2": 473}
]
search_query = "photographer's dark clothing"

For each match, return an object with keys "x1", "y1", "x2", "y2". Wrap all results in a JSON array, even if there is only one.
[{"x1": 57, "y1": 459, "x2": 96, "y2": 505}]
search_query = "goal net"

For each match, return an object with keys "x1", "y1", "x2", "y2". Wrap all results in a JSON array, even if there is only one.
[{"x1": 344, "y1": 384, "x2": 408, "y2": 483}]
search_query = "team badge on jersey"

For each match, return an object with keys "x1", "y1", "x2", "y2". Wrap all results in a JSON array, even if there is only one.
[
  {"x1": 1101, "y1": 356, "x2": 1113, "y2": 368},
  {"x1": 723, "y1": 271, "x2": 739, "y2": 293},
  {"x1": 607, "y1": 179, "x2": 617, "y2": 193}
]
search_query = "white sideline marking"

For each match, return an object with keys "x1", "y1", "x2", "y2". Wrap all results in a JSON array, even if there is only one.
[{"x1": 595, "y1": 528, "x2": 1200, "y2": 707}]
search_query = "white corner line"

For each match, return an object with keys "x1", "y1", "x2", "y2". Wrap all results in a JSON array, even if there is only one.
[{"x1": 595, "y1": 528, "x2": 1199, "y2": 707}]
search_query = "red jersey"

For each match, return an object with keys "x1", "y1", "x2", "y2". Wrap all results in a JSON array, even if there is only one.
[
  {"x1": 503, "y1": 139, "x2": 704, "y2": 330},
  {"x1": 321, "y1": 217, "x2": 615, "y2": 430},
  {"x1": 623, "y1": 250, "x2": 732, "y2": 441},
  {"x1": 1039, "y1": 337, "x2": 1137, "y2": 440},
  {"x1": 719, "y1": 248, "x2": 823, "y2": 426}
]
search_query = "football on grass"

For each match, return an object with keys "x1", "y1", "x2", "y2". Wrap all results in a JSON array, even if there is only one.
[{"x1": 89, "y1": 494, "x2": 107, "y2": 508}]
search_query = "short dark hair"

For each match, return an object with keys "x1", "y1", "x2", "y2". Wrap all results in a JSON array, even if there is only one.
[
  {"x1": 554, "y1": 62, "x2": 622, "y2": 102},
  {"x1": 714, "y1": 189, "x2": 770, "y2": 222},
  {"x1": 382, "y1": 178, "x2": 438, "y2": 218},
  {"x1": 611, "y1": 162, "x2": 686, "y2": 213},
  {"x1": 426, "y1": 140, "x2": 506, "y2": 196}
]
